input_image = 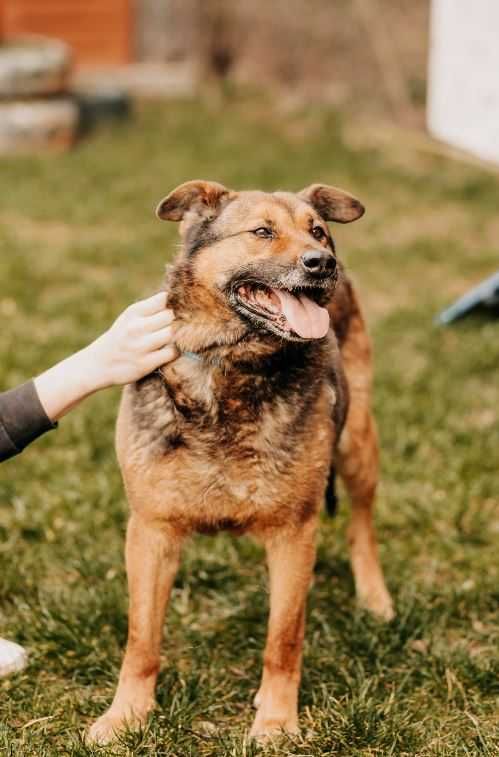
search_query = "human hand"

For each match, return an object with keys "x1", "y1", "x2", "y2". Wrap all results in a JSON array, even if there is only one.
[{"x1": 87, "y1": 292, "x2": 178, "y2": 389}]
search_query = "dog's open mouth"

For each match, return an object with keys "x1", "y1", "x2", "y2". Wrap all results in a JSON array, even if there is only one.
[{"x1": 236, "y1": 284, "x2": 330, "y2": 339}]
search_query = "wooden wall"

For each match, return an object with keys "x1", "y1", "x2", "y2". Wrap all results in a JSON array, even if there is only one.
[{"x1": 1, "y1": 0, "x2": 132, "y2": 65}]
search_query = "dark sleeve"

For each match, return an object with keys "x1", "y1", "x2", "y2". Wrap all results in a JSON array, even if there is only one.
[{"x1": 0, "y1": 380, "x2": 57, "y2": 463}]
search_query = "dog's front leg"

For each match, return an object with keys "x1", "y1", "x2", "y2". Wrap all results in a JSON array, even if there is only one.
[
  {"x1": 88, "y1": 515, "x2": 183, "y2": 744},
  {"x1": 250, "y1": 518, "x2": 317, "y2": 742}
]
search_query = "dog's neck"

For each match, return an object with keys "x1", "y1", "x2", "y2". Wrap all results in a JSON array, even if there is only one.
[
  {"x1": 157, "y1": 259, "x2": 333, "y2": 413},
  {"x1": 158, "y1": 337, "x2": 327, "y2": 420}
]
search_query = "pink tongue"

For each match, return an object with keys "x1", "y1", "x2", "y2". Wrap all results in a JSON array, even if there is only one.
[{"x1": 274, "y1": 290, "x2": 330, "y2": 339}]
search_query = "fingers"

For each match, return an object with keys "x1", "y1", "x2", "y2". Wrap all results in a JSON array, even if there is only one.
[
  {"x1": 132, "y1": 291, "x2": 168, "y2": 316},
  {"x1": 143, "y1": 308, "x2": 175, "y2": 332},
  {"x1": 143, "y1": 325, "x2": 175, "y2": 351},
  {"x1": 145, "y1": 344, "x2": 179, "y2": 371}
]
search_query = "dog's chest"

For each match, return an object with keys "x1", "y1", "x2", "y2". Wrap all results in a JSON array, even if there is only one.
[
  {"x1": 134, "y1": 357, "x2": 317, "y2": 458},
  {"x1": 123, "y1": 356, "x2": 335, "y2": 527}
]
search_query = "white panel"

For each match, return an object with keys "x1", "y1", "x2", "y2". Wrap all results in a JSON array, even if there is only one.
[{"x1": 427, "y1": 0, "x2": 499, "y2": 164}]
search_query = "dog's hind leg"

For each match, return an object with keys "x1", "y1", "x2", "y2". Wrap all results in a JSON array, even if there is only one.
[
  {"x1": 250, "y1": 518, "x2": 317, "y2": 741},
  {"x1": 336, "y1": 307, "x2": 394, "y2": 621},
  {"x1": 88, "y1": 515, "x2": 183, "y2": 744},
  {"x1": 337, "y1": 408, "x2": 393, "y2": 620}
]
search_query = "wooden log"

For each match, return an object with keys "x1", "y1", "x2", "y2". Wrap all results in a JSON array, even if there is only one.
[
  {"x1": 0, "y1": 98, "x2": 78, "y2": 153},
  {"x1": 0, "y1": 36, "x2": 71, "y2": 98}
]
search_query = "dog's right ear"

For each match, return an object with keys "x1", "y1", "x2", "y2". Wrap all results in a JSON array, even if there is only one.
[{"x1": 156, "y1": 180, "x2": 231, "y2": 222}]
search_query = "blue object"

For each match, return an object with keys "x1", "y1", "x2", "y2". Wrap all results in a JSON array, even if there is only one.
[
  {"x1": 436, "y1": 271, "x2": 499, "y2": 325},
  {"x1": 183, "y1": 351, "x2": 202, "y2": 362}
]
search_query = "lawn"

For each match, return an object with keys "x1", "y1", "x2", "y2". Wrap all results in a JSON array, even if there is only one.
[{"x1": 1, "y1": 96, "x2": 498, "y2": 756}]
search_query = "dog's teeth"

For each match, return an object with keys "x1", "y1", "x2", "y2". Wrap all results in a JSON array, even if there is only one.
[{"x1": 255, "y1": 290, "x2": 270, "y2": 307}]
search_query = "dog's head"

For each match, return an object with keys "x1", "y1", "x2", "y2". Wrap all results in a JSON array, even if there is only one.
[{"x1": 157, "y1": 180, "x2": 363, "y2": 352}]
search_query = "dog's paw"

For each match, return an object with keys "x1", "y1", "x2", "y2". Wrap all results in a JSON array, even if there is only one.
[
  {"x1": 249, "y1": 711, "x2": 299, "y2": 743},
  {"x1": 359, "y1": 586, "x2": 395, "y2": 622},
  {"x1": 87, "y1": 708, "x2": 148, "y2": 745},
  {"x1": 87, "y1": 714, "x2": 124, "y2": 745}
]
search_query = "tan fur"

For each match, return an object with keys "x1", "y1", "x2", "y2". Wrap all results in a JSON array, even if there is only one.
[{"x1": 88, "y1": 182, "x2": 393, "y2": 744}]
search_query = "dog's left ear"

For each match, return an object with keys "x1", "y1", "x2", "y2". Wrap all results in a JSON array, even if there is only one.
[
  {"x1": 156, "y1": 180, "x2": 232, "y2": 222},
  {"x1": 298, "y1": 184, "x2": 365, "y2": 224}
]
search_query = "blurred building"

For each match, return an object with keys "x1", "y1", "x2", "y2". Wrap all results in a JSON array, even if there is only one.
[
  {"x1": 428, "y1": 0, "x2": 499, "y2": 164},
  {"x1": 0, "y1": 0, "x2": 196, "y2": 66},
  {"x1": 1, "y1": 0, "x2": 132, "y2": 64}
]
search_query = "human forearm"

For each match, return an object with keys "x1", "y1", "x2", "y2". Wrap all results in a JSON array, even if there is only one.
[
  {"x1": 33, "y1": 345, "x2": 108, "y2": 421},
  {"x1": 0, "y1": 293, "x2": 177, "y2": 463}
]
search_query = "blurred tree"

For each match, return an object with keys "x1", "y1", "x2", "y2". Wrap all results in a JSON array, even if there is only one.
[{"x1": 134, "y1": 0, "x2": 429, "y2": 120}]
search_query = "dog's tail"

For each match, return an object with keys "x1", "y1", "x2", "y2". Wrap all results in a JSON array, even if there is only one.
[{"x1": 325, "y1": 466, "x2": 339, "y2": 517}]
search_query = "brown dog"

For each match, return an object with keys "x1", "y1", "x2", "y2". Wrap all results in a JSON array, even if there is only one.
[{"x1": 88, "y1": 181, "x2": 394, "y2": 743}]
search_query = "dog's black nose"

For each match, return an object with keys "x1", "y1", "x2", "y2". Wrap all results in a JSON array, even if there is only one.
[{"x1": 300, "y1": 249, "x2": 336, "y2": 277}]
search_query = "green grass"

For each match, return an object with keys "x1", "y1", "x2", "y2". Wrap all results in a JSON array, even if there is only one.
[{"x1": 1, "y1": 96, "x2": 499, "y2": 756}]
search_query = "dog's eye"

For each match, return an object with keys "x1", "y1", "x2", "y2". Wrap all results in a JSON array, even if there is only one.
[
  {"x1": 311, "y1": 226, "x2": 326, "y2": 241},
  {"x1": 253, "y1": 227, "x2": 273, "y2": 239}
]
